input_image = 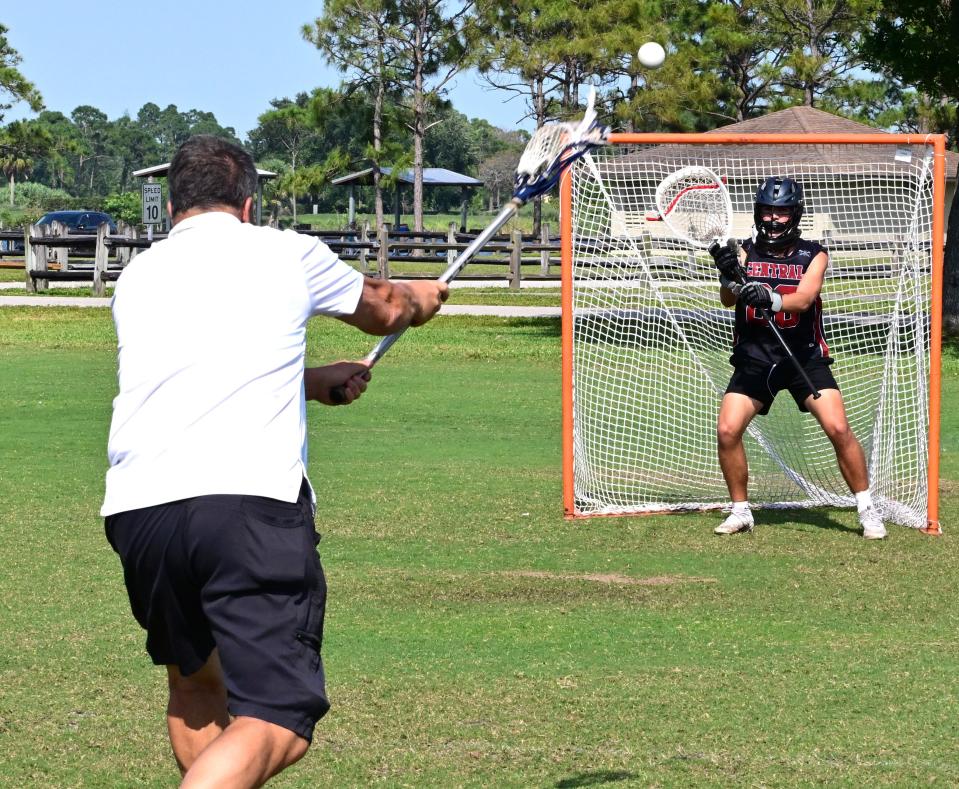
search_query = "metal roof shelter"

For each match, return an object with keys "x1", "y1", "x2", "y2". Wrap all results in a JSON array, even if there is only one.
[
  {"x1": 331, "y1": 166, "x2": 483, "y2": 230},
  {"x1": 632, "y1": 106, "x2": 958, "y2": 191},
  {"x1": 618, "y1": 106, "x2": 957, "y2": 235},
  {"x1": 705, "y1": 107, "x2": 959, "y2": 179},
  {"x1": 132, "y1": 163, "x2": 279, "y2": 227}
]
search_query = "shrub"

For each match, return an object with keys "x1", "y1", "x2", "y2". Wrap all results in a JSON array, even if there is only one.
[
  {"x1": 14, "y1": 182, "x2": 80, "y2": 213},
  {"x1": 103, "y1": 192, "x2": 142, "y2": 225}
]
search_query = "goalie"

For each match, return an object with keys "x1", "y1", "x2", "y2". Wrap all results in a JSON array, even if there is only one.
[{"x1": 708, "y1": 176, "x2": 886, "y2": 539}]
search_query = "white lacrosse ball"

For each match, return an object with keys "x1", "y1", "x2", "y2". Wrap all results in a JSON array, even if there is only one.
[{"x1": 638, "y1": 41, "x2": 666, "y2": 69}]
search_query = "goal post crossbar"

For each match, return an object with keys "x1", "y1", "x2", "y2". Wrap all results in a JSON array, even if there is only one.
[{"x1": 560, "y1": 132, "x2": 946, "y2": 533}]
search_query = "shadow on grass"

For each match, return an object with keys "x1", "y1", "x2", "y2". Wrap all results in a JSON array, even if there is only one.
[
  {"x1": 503, "y1": 316, "x2": 562, "y2": 337},
  {"x1": 756, "y1": 507, "x2": 857, "y2": 535},
  {"x1": 555, "y1": 770, "x2": 637, "y2": 788}
]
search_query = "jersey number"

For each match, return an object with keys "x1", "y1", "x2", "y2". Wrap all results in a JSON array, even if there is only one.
[{"x1": 745, "y1": 284, "x2": 800, "y2": 329}]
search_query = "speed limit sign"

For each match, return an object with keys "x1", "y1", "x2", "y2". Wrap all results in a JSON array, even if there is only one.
[{"x1": 142, "y1": 182, "x2": 162, "y2": 225}]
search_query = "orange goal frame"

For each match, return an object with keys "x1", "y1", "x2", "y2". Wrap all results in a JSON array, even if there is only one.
[{"x1": 560, "y1": 132, "x2": 946, "y2": 534}]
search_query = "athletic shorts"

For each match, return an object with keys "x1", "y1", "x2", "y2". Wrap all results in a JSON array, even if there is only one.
[
  {"x1": 104, "y1": 480, "x2": 329, "y2": 741},
  {"x1": 725, "y1": 356, "x2": 838, "y2": 416}
]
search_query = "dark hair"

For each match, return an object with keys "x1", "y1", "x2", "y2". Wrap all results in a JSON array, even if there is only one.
[{"x1": 168, "y1": 135, "x2": 258, "y2": 217}]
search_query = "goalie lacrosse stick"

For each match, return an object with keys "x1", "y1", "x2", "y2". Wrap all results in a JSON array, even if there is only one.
[
  {"x1": 652, "y1": 165, "x2": 820, "y2": 400},
  {"x1": 330, "y1": 90, "x2": 610, "y2": 403}
]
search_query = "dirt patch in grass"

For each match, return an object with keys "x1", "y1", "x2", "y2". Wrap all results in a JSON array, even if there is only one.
[
  {"x1": 500, "y1": 570, "x2": 717, "y2": 586},
  {"x1": 938, "y1": 478, "x2": 959, "y2": 496}
]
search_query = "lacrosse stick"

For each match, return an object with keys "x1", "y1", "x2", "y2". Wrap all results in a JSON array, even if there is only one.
[
  {"x1": 652, "y1": 165, "x2": 820, "y2": 400},
  {"x1": 330, "y1": 89, "x2": 610, "y2": 403}
]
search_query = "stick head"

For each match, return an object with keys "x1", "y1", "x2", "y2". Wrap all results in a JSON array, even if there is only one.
[
  {"x1": 514, "y1": 87, "x2": 609, "y2": 203},
  {"x1": 654, "y1": 165, "x2": 733, "y2": 248}
]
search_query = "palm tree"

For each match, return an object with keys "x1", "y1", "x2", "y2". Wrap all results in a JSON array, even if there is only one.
[{"x1": 0, "y1": 120, "x2": 52, "y2": 205}]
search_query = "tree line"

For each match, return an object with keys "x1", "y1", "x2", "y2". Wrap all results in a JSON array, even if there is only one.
[
  {"x1": 1, "y1": 2, "x2": 957, "y2": 234},
  {"x1": 0, "y1": 87, "x2": 524, "y2": 229}
]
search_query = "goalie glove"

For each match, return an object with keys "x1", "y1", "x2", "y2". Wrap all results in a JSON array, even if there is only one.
[
  {"x1": 708, "y1": 239, "x2": 745, "y2": 284},
  {"x1": 739, "y1": 281, "x2": 783, "y2": 313}
]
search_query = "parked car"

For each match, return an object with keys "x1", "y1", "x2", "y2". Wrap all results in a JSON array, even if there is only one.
[
  {"x1": 0, "y1": 232, "x2": 25, "y2": 254},
  {"x1": 37, "y1": 210, "x2": 118, "y2": 234},
  {"x1": 0, "y1": 211, "x2": 118, "y2": 257}
]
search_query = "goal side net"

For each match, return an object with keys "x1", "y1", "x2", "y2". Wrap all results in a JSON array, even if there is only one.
[{"x1": 561, "y1": 133, "x2": 945, "y2": 531}]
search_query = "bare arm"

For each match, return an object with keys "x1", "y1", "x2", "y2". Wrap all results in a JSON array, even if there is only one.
[
  {"x1": 719, "y1": 284, "x2": 738, "y2": 308},
  {"x1": 722, "y1": 250, "x2": 828, "y2": 313},
  {"x1": 781, "y1": 252, "x2": 828, "y2": 313},
  {"x1": 304, "y1": 362, "x2": 371, "y2": 406},
  {"x1": 337, "y1": 277, "x2": 448, "y2": 335}
]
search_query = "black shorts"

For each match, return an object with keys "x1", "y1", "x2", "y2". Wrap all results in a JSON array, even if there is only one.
[
  {"x1": 725, "y1": 356, "x2": 838, "y2": 416},
  {"x1": 104, "y1": 481, "x2": 329, "y2": 741}
]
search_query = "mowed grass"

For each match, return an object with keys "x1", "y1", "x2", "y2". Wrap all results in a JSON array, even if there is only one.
[{"x1": 1, "y1": 307, "x2": 958, "y2": 787}]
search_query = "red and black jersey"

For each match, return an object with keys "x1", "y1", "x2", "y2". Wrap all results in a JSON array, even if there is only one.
[{"x1": 731, "y1": 238, "x2": 830, "y2": 366}]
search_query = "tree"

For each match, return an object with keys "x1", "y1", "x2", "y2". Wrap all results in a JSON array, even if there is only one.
[
  {"x1": 252, "y1": 102, "x2": 315, "y2": 224},
  {"x1": 477, "y1": 149, "x2": 518, "y2": 210},
  {"x1": 136, "y1": 103, "x2": 236, "y2": 162},
  {"x1": 423, "y1": 105, "x2": 475, "y2": 173},
  {"x1": 0, "y1": 119, "x2": 51, "y2": 204},
  {"x1": 309, "y1": 0, "x2": 477, "y2": 232},
  {"x1": 372, "y1": 1, "x2": 477, "y2": 232},
  {"x1": 603, "y1": 2, "x2": 725, "y2": 132},
  {"x1": 860, "y1": 0, "x2": 959, "y2": 141},
  {"x1": 471, "y1": 0, "x2": 578, "y2": 232},
  {"x1": 472, "y1": 1, "x2": 568, "y2": 127},
  {"x1": 182, "y1": 109, "x2": 239, "y2": 143},
  {"x1": 695, "y1": 0, "x2": 788, "y2": 123},
  {"x1": 860, "y1": 0, "x2": 959, "y2": 331},
  {"x1": 109, "y1": 115, "x2": 161, "y2": 193},
  {"x1": 816, "y1": 76, "x2": 909, "y2": 129},
  {"x1": 31, "y1": 111, "x2": 85, "y2": 191},
  {"x1": 769, "y1": 0, "x2": 881, "y2": 108},
  {"x1": 466, "y1": 117, "x2": 526, "y2": 163},
  {"x1": 0, "y1": 23, "x2": 42, "y2": 124},
  {"x1": 304, "y1": 0, "x2": 400, "y2": 229},
  {"x1": 473, "y1": 1, "x2": 724, "y2": 230},
  {"x1": 70, "y1": 105, "x2": 111, "y2": 195}
]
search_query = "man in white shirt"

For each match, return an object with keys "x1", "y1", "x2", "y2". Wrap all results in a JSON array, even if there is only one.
[{"x1": 103, "y1": 135, "x2": 447, "y2": 788}]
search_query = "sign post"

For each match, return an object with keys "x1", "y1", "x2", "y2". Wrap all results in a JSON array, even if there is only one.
[{"x1": 142, "y1": 182, "x2": 162, "y2": 241}]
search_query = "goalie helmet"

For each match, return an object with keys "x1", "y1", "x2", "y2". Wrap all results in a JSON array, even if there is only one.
[{"x1": 753, "y1": 176, "x2": 804, "y2": 252}]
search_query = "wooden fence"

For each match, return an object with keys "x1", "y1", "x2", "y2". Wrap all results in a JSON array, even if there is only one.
[
  {"x1": 0, "y1": 220, "x2": 561, "y2": 295},
  {"x1": 301, "y1": 222, "x2": 561, "y2": 286}
]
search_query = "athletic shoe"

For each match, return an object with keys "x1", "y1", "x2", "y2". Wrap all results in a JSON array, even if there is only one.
[
  {"x1": 714, "y1": 510, "x2": 754, "y2": 535},
  {"x1": 859, "y1": 506, "x2": 887, "y2": 540}
]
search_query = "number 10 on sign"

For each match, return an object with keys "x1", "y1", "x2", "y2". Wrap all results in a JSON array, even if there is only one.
[{"x1": 142, "y1": 183, "x2": 162, "y2": 225}]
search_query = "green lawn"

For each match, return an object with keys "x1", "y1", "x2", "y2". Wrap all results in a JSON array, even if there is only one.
[
  {"x1": 0, "y1": 267, "x2": 25, "y2": 282},
  {"x1": 0, "y1": 308, "x2": 957, "y2": 787},
  {"x1": 0, "y1": 278, "x2": 560, "y2": 303},
  {"x1": 292, "y1": 203, "x2": 560, "y2": 234}
]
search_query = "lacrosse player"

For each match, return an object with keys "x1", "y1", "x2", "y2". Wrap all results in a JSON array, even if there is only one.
[
  {"x1": 102, "y1": 135, "x2": 447, "y2": 787},
  {"x1": 708, "y1": 176, "x2": 885, "y2": 540}
]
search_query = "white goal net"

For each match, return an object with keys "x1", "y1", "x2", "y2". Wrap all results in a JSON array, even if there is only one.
[{"x1": 563, "y1": 135, "x2": 942, "y2": 529}]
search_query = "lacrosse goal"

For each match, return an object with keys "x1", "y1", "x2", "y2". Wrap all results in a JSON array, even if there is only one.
[{"x1": 561, "y1": 133, "x2": 946, "y2": 532}]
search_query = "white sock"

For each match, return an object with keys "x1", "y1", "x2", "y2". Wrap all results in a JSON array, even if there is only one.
[
  {"x1": 855, "y1": 490, "x2": 873, "y2": 513},
  {"x1": 732, "y1": 501, "x2": 750, "y2": 515}
]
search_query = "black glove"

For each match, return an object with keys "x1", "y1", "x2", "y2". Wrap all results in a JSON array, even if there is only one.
[
  {"x1": 708, "y1": 240, "x2": 745, "y2": 283},
  {"x1": 739, "y1": 281, "x2": 783, "y2": 312}
]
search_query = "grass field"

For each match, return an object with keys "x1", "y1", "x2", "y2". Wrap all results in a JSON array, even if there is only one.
[
  {"x1": 0, "y1": 258, "x2": 560, "y2": 292},
  {"x1": 292, "y1": 204, "x2": 560, "y2": 234},
  {"x1": 0, "y1": 272, "x2": 563, "y2": 306},
  {"x1": 1, "y1": 307, "x2": 958, "y2": 787}
]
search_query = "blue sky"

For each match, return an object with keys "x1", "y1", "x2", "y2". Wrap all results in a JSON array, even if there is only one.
[{"x1": 3, "y1": 1, "x2": 533, "y2": 139}]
